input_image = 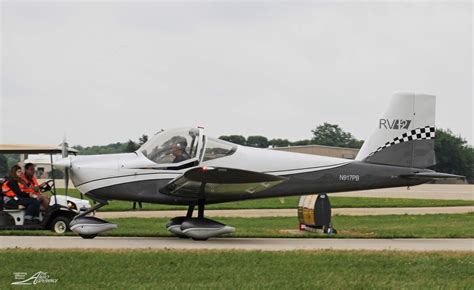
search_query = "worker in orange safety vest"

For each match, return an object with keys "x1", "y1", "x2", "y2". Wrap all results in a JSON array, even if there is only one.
[
  {"x1": 22, "y1": 163, "x2": 50, "y2": 210},
  {"x1": 1, "y1": 165, "x2": 40, "y2": 223}
]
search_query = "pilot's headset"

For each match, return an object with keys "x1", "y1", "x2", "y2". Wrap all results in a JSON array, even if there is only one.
[
  {"x1": 172, "y1": 137, "x2": 188, "y2": 151},
  {"x1": 175, "y1": 142, "x2": 187, "y2": 150}
]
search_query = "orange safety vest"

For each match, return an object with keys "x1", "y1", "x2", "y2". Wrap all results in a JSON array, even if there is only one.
[
  {"x1": 22, "y1": 176, "x2": 39, "y2": 195},
  {"x1": 2, "y1": 181, "x2": 17, "y2": 197}
]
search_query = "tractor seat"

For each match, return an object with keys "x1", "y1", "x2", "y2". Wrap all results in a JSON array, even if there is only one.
[{"x1": 3, "y1": 204, "x2": 26, "y2": 211}]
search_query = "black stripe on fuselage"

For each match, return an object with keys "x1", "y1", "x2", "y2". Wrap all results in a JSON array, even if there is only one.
[
  {"x1": 86, "y1": 161, "x2": 431, "y2": 205},
  {"x1": 262, "y1": 162, "x2": 349, "y2": 174}
]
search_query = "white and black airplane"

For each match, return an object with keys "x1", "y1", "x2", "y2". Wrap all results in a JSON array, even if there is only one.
[{"x1": 55, "y1": 92, "x2": 462, "y2": 239}]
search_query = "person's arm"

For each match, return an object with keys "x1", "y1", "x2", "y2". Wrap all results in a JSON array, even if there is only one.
[
  {"x1": 8, "y1": 181, "x2": 29, "y2": 198},
  {"x1": 32, "y1": 177, "x2": 41, "y2": 193}
]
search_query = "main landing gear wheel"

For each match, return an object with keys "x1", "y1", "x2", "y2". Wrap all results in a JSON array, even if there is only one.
[
  {"x1": 70, "y1": 201, "x2": 117, "y2": 238},
  {"x1": 166, "y1": 202, "x2": 235, "y2": 240},
  {"x1": 79, "y1": 234, "x2": 97, "y2": 239},
  {"x1": 166, "y1": 216, "x2": 190, "y2": 239}
]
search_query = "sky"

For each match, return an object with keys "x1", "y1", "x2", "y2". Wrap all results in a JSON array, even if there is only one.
[{"x1": 1, "y1": 1, "x2": 472, "y2": 146}]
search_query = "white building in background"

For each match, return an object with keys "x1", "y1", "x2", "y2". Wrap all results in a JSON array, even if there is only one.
[
  {"x1": 272, "y1": 144, "x2": 359, "y2": 159},
  {"x1": 22, "y1": 154, "x2": 64, "y2": 178}
]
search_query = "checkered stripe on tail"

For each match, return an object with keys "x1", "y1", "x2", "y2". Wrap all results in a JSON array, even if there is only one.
[{"x1": 368, "y1": 126, "x2": 435, "y2": 157}]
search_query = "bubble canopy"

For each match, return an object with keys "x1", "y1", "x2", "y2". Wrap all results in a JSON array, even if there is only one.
[{"x1": 140, "y1": 127, "x2": 201, "y2": 165}]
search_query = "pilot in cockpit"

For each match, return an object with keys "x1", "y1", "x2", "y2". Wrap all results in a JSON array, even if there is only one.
[{"x1": 170, "y1": 137, "x2": 191, "y2": 163}]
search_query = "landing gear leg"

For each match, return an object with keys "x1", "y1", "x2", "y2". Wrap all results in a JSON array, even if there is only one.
[
  {"x1": 189, "y1": 199, "x2": 208, "y2": 241},
  {"x1": 197, "y1": 199, "x2": 205, "y2": 219},
  {"x1": 186, "y1": 205, "x2": 195, "y2": 218},
  {"x1": 74, "y1": 199, "x2": 108, "y2": 220}
]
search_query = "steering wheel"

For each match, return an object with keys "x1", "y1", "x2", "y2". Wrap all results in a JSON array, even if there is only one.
[{"x1": 39, "y1": 179, "x2": 55, "y2": 193}]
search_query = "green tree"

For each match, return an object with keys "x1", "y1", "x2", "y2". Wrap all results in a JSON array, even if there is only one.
[
  {"x1": 269, "y1": 138, "x2": 291, "y2": 147},
  {"x1": 138, "y1": 134, "x2": 148, "y2": 146},
  {"x1": 73, "y1": 145, "x2": 84, "y2": 152},
  {"x1": 246, "y1": 136, "x2": 269, "y2": 148},
  {"x1": 219, "y1": 135, "x2": 247, "y2": 145},
  {"x1": 73, "y1": 142, "x2": 128, "y2": 155},
  {"x1": 435, "y1": 129, "x2": 473, "y2": 183},
  {"x1": 311, "y1": 123, "x2": 363, "y2": 148},
  {"x1": 290, "y1": 139, "x2": 312, "y2": 146},
  {"x1": 126, "y1": 140, "x2": 139, "y2": 152},
  {"x1": 73, "y1": 134, "x2": 149, "y2": 155}
]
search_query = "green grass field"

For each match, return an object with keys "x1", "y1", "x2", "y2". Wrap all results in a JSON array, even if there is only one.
[
  {"x1": 0, "y1": 250, "x2": 472, "y2": 289},
  {"x1": 56, "y1": 188, "x2": 474, "y2": 211},
  {"x1": 2, "y1": 213, "x2": 473, "y2": 238}
]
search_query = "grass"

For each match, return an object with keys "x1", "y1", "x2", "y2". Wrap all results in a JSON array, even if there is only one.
[
  {"x1": 2, "y1": 213, "x2": 473, "y2": 238},
  {"x1": 0, "y1": 249, "x2": 472, "y2": 289},
  {"x1": 55, "y1": 188, "x2": 474, "y2": 211}
]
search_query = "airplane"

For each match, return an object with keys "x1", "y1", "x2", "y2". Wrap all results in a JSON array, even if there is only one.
[{"x1": 53, "y1": 92, "x2": 462, "y2": 240}]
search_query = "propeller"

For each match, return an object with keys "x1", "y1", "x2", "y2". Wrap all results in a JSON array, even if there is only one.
[
  {"x1": 61, "y1": 135, "x2": 70, "y2": 198},
  {"x1": 55, "y1": 136, "x2": 84, "y2": 200}
]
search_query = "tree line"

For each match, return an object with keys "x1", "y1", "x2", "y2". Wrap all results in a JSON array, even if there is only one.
[
  {"x1": 0, "y1": 123, "x2": 472, "y2": 183},
  {"x1": 220, "y1": 123, "x2": 363, "y2": 148},
  {"x1": 72, "y1": 134, "x2": 149, "y2": 155}
]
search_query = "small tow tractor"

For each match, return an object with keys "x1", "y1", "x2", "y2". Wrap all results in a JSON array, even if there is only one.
[{"x1": 0, "y1": 145, "x2": 91, "y2": 234}]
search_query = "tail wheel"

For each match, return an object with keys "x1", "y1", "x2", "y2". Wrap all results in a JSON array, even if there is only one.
[{"x1": 51, "y1": 216, "x2": 71, "y2": 234}]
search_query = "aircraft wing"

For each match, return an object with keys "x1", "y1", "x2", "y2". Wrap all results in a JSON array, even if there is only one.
[{"x1": 160, "y1": 167, "x2": 288, "y2": 198}]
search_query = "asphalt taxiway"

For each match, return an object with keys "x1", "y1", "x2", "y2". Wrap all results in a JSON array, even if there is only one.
[{"x1": 1, "y1": 236, "x2": 472, "y2": 252}]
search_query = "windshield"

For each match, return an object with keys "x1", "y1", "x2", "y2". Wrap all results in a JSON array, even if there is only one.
[{"x1": 140, "y1": 127, "x2": 200, "y2": 164}]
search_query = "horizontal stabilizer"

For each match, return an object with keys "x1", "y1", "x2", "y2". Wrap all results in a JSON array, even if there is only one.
[
  {"x1": 400, "y1": 172, "x2": 465, "y2": 180},
  {"x1": 160, "y1": 167, "x2": 287, "y2": 198}
]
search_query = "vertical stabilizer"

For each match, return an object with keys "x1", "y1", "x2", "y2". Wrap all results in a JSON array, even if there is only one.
[{"x1": 356, "y1": 92, "x2": 436, "y2": 168}]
